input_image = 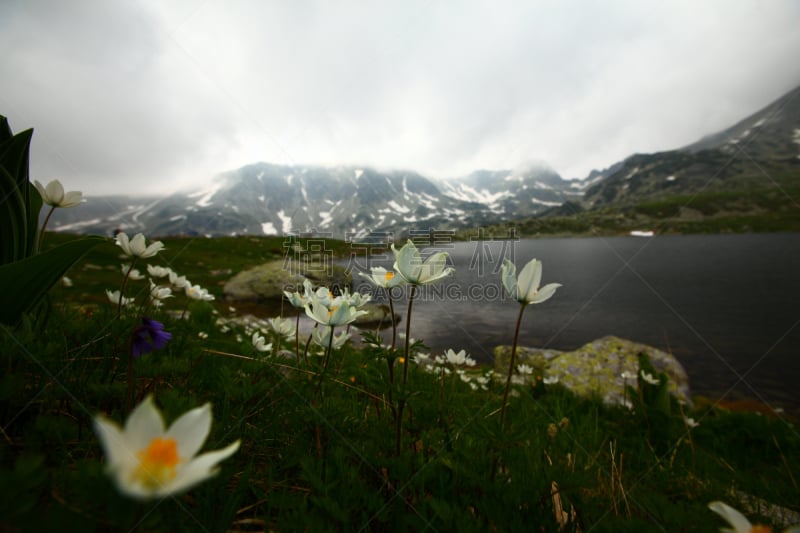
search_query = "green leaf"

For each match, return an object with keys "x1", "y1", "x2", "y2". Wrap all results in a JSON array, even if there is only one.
[
  {"x1": 0, "y1": 126, "x2": 33, "y2": 191},
  {"x1": 0, "y1": 236, "x2": 105, "y2": 325},
  {"x1": 25, "y1": 182, "x2": 43, "y2": 254},
  {"x1": 0, "y1": 166, "x2": 26, "y2": 264}
]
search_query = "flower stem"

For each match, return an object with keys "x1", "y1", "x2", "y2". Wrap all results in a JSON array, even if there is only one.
[
  {"x1": 315, "y1": 325, "x2": 335, "y2": 396},
  {"x1": 499, "y1": 303, "x2": 527, "y2": 429},
  {"x1": 117, "y1": 258, "x2": 137, "y2": 319},
  {"x1": 294, "y1": 314, "x2": 301, "y2": 363},
  {"x1": 401, "y1": 285, "x2": 417, "y2": 387},
  {"x1": 395, "y1": 284, "x2": 417, "y2": 456},
  {"x1": 37, "y1": 206, "x2": 56, "y2": 252}
]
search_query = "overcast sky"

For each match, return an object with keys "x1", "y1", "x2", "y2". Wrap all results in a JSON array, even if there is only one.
[{"x1": 2, "y1": 1, "x2": 799, "y2": 196}]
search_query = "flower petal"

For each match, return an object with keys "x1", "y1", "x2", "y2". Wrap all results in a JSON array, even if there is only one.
[
  {"x1": 45, "y1": 180, "x2": 64, "y2": 205},
  {"x1": 93, "y1": 416, "x2": 135, "y2": 470},
  {"x1": 517, "y1": 259, "x2": 542, "y2": 302},
  {"x1": 130, "y1": 234, "x2": 147, "y2": 256},
  {"x1": 531, "y1": 283, "x2": 562, "y2": 304},
  {"x1": 166, "y1": 402, "x2": 212, "y2": 460},
  {"x1": 115, "y1": 232, "x2": 132, "y2": 256},
  {"x1": 123, "y1": 395, "x2": 165, "y2": 451},
  {"x1": 708, "y1": 501, "x2": 752, "y2": 533},
  {"x1": 501, "y1": 259, "x2": 518, "y2": 300},
  {"x1": 161, "y1": 440, "x2": 241, "y2": 496}
]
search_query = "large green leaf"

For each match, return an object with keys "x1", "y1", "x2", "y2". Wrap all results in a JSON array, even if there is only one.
[
  {"x1": 26, "y1": 182, "x2": 43, "y2": 254},
  {"x1": 0, "y1": 166, "x2": 26, "y2": 264},
  {"x1": 0, "y1": 127, "x2": 33, "y2": 191},
  {"x1": 0, "y1": 236, "x2": 105, "y2": 325}
]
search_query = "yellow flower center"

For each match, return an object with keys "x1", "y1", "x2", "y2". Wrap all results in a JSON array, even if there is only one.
[
  {"x1": 328, "y1": 305, "x2": 338, "y2": 318},
  {"x1": 133, "y1": 437, "x2": 181, "y2": 489},
  {"x1": 384, "y1": 272, "x2": 395, "y2": 282},
  {"x1": 750, "y1": 527, "x2": 772, "y2": 533}
]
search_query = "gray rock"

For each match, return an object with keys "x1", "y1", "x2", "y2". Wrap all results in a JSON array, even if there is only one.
[
  {"x1": 224, "y1": 259, "x2": 351, "y2": 302},
  {"x1": 494, "y1": 335, "x2": 692, "y2": 407}
]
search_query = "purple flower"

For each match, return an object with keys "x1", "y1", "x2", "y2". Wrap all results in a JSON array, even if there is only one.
[{"x1": 132, "y1": 318, "x2": 172, "y2": 358}]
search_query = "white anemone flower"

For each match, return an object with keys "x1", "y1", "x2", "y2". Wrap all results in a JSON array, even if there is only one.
[
  {"x1": 340, "y1": 287, "x2": 372, "y2": 307},
  {"x1": 684, "y1": 416, "x2": 700, "y2": 429},
  {"x1": 304, "y1": 295, "x2": 367, "y2": 327},
  {"x1": 116, "y1": 232, "x2": 165, "y2": 259},
  {"x1": 517, "y1": 364, "x2": 534, "y2": 375},
  {"x1": 268, "y1": 317, "x2": 295, "y2": 339},
  {"x1": 359, "y1": 266, "x2": 407, "y2": 289},
  {"x1": 147, "y1": 265, "x2": 173, "y2": 278},
  {"x1": 501, "y1": 258, "x2": 561, "y2": 305},
  {"x1": 283, "y1": 279, "x2": 314, "y2": 308},
  {"x1": 93, "y1": 395, "x2": 240, "y2": 500},
  {"x1": 543, "y1": 375, "x2": 560, "y2": 385},
  {"x1": 106, "y1": 289, "x2": 133, "y2": 307},
  {"x1": 444, "y1": 349, "x2": 476, "y2": 367},
  {"x1": 149, "y1": 280, "x2": 173, "y2": 301},
  {"x1": 639, "y1": 370, "x2": 660, "y2": 386},
  {"x1": 391, "y1": 240, "x2": 454, "y2": 285},
  {"x1": 122, "y1": 264, "x2": 145, "y2": 280},
  {"x1": 168, "y1": 271, "x2": 190, "y2": 289},
  {"x1": 252, "y1": 332, "x2": 272, "y2": 352},
  {"x1": 708, "y1": 501, "x2": 800, "y2": 533},
  {"x1": 186, "y1": 284, "x2": 215, "y2": 301},
  {"x1": 34, "y1": 179, "x2": 83, "y2": 208},
  {"x1": 311, "y1": 327, "x2": 350, "y2": 350}
]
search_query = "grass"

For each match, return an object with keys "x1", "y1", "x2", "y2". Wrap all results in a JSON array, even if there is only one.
[{"x1": 1, "y1": 233, "x2": 798, "y2": 531}]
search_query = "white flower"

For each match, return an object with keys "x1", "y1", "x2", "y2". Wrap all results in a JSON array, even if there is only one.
[
  {"x1": 116, "y1": 232, "x2": 165, "y2": 259},
  {"x1": 147, "y1": 265, "x2": 173, "y2": 278},
  {"x1": 340, "y1": 287, "x2": 372, "y2": 307},
  {"x1": 186, "y1": 284, "x2": 215, "y2": 301},
  {"x1": 620, "y1": 371, "x2": 636, "y2": 381},
  {"x1": 444, "y1": 349, "x2": 475, "y2": 366},
  {"x1": 391, "y1": 240, "x2": 454, "y2": 285},
  {"x1": 639, "y1": 370, "x2": 660, "y2": 386},
  {"x1": 149, "y1": 280, "x2": 173, "y2": 301},
  {"x1": 122, "y1": 264, "x2": 145, "y2": 280},
  {"x1": 197, "y1": 332, "x2": 208, "y2": 340},
  {"x1": 543, "y1": 375, "x2": 559, "y2": 385},
  {"x1": 168, "y1": 271, "x2": 190, "y2": 289},
  {"x1": 93, "y1": 395, "x2": 240, "y2": 500},
  {"x1": 707, "y1": 501, "x2": 800, "y2": 533},
  {"x1": 34, "y1": 179, "x2": 83, "y2": 208},
  {"x1": 304, "y1": 294, "x2": 367, "y2": 327},
  {"x1": 501, "y1": 258, "x2": 561, "y2": 305},
  {"x1": 61, "y1": 276, "x2": 73, "y2": 287},
  {"x1": 684, "y1": 416, "x2": 699, "y2": 429},
  {"x1": 517, "y1": 364, "x2": 534, "y2": 375},
  {"x1": 311, "y1": 327, "x2": 350, "y2": 350},
  {"x1": 252, "y1": 332, "x2": 272, "y2": 352},
  {"x1": 359, "y1": 266, "x2": 407, "y2": 289},
  {"x1": 283, "y1": 279, "x2": 314, "y2": 308},
  {"x1": 268, "y1": 317, "x2": 295, "y2": 339},
  {"x1": 106, "y1": 289, "x2": 132, "y2": 307}
]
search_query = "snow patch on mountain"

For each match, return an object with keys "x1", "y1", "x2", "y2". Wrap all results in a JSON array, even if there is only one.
[
  {"x1": 277, "y1": 210, "x2": 292, "y2": 233},
  {"x1": 190, "y1": 181, "x2": 225, "y2": 207}
]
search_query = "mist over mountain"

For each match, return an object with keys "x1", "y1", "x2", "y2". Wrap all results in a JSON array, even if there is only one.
[
  {"x1": 47, "y1": 84, "x2": 800, "y2": 238},
  {"x1": 47, "y1": 163, "x2": 583, "y2": 239}
]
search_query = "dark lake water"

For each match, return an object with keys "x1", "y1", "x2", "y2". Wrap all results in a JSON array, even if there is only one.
[{"x1": 343, "y1": 233, "x2": 800, "y2": 413}]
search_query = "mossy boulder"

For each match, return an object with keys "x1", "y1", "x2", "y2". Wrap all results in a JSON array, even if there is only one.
[
  {"x1": 223, "y1": 259, "x2": 351, "y2": 302},
  {"x1": 494, "y1": 335, "x2": 692, "y2": 407}
]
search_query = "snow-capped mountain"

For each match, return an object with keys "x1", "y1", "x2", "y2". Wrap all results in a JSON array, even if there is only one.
[
  {"x1": 582, "y1": 84, "x2": 800, "y2": 208},
  {"x1": 47, "y1": 163, "x2": 580, "y2": 238}
]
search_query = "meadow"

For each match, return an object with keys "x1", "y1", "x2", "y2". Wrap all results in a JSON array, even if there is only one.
[{"x1": 1, "y1": 229, "x2": 799, "y2": 532}]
